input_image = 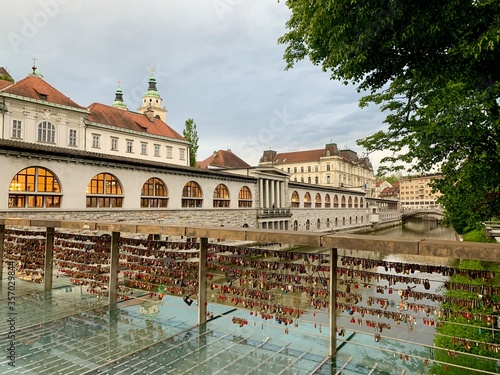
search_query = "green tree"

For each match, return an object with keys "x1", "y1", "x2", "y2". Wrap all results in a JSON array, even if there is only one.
[
  {"x1": 183, "y1": 118, "x2": 199, "y2": 167},
  {"x1": 279, "y1": 0, "x2": 500, "y2": 230}
]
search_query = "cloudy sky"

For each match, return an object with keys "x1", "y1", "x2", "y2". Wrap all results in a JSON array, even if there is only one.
[{"x1": 1, "y1": 0, "x2": 389, "y2": 172}]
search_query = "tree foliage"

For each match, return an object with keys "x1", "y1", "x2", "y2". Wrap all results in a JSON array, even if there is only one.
[
  {"x1": 183, "y1": 118, "x2": 199, "y2": 167},
  {"x1": 279, "y1": 0, "x2": 500, "y2": 230}
]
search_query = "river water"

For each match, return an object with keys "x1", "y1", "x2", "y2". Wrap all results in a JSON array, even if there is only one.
[{"x1": 372, "y1": 217, "x2": 457, "y2": 241}]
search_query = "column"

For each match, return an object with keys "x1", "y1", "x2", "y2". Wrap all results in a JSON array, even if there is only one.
[
  {"x1": 0, "y1": 224, "x2": 4, "y2": 280},
  {"x1": 265, "y1": 179, "x2": 270, "y2": 208},
  {"x1": 109, "y1": 231, "x2": 120, "y2": 305},
  {"x1": 44, "y1": 227, "x2": 55, "y2": 291},
  {"x1": 271, "y1": 180, "x2": 276, "y2": 208},
  {"x1": 198, "y1": 237, "x2": 208, "y2": 325},
  {"x1": 330, "y1": 248, "x2": 338, "y2": 356},
  {"x1": 259, "y1": 179, "x2": 264, "y2": 208}
]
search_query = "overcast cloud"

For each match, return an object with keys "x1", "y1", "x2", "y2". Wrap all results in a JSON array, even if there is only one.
[{"x1": 0, "y1": 0, "x2": 390, "y2": 172}]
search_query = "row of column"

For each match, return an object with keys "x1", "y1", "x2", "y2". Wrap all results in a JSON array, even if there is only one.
[{"x1": 259, "y1": 179, "x2": 286, "y2": 208}]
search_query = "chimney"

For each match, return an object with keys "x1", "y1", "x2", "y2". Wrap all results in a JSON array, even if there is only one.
[{"x1": 145, "y1": 107, "x2": 154, "y2": 122}]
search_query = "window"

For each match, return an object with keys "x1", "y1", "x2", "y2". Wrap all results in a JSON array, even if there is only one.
[
  {"x1": 182, "y1": 181, "x2": 202, "y2": 208},
  {"x1": 294, "y1": 167, "x2": 297, "y2": 173},
  {"x1": 141, "y1": 178, "x2": 168, "y2": 208},
  {"x1": 141, "y1": 142, "x2": 148, "y2": 155},
  {"x1": 305, "y1": 219, "x2": 310, "y2": 230},
  {"x1": 315, "y1": 176, "x2": 319, "y2": 184},
  {"x1": 238, "y1": 186, "x2": 252, "y2": 208},
  {"x1": 126, "y1": 140, "x2": 133, "y2": 153},
  {"x1": 307, "y1": 166, "x2": 311, "y2": 172},
  {"x1": 8, "y1": 167, "x2": 61, "y2": 208},
  {"x1": 307, "y1": 177, "x2": 311, "y2": 184},
  {"x1": 315, "y1": 165, "x2": 319, "y2": 172},
  {"x1": 12, "y1": 120, "x2": 22, "y2": 139},
  {"x1": 291, "y1": 191, "x2": 300, "y2": 208},
  {"x1": 326, "y1": 164, "x2": 330, "y2": 171},
  {"x1": 287, "y1": 168, "x2": 290, "y2": 173},
  {"x1": 293, "y1": 220, "x2": 298, "y2": 231},
  {"x1": 213, "y1": 184, "x2": 230, "y2": 208},
  {"x1": 325, "y1": 194, "x2": 331, "y2": 208},
  {"x1": 327, "y1": 175, "x2": 331, "y2": 184},
  {"x1": 166, "y1": 146, "x2": 173, "y2": 159},
  {"x1": 301, "y1": 167, "x2": 304, "y2": 173},
  {"x1": 111, "y1": 137, "x2": 118, "y2": 151},
  {"x1": 315, "y1": 193, "x2": 321, "y2": 208},
  {"x1": 304, "y1": 192, "x2": 312, "y2": 208},
  {"x1": 334, "y1": 195, "x2": 339, "y2": 208},
  {"x1": 69, "y1": 129, "x2": 77, "y2": 146},
  {"x1": 154, "y1": 144, "x2": 160, "y2": 157},
  {"x1": 179, "y1": 148, "x2": 185, "y2": 161},
  {"x1": 37, "y1": 121, "x2": 55, "y2": 143},
  {"x1": 92, "y1": 134, "x2": 101, "y2": 149},
  {"x1": 86, "y1": 173, "x2": 123, "y2": 208}
]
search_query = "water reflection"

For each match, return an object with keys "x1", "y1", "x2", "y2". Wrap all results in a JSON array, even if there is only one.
[{"x1": 373, "y1": 217, "x2": 457, "y2": 241}]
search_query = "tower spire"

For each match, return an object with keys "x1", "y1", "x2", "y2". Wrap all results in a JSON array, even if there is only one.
[
  {"x1": 137, "y1": 64, "x2": 167, "y2": 122},
  {"x1": 112, "y1": 80, "x2": 128, "y2": 110}
]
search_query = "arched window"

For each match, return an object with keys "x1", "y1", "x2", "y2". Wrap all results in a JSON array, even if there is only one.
[
  {"x1": 341, "y1": 196, "x2": 346, "y2": 208},
  {"x1": 355, "y1": 216, "x2": 358, "y2": 224},
  {"x1": 291, "y1": 191, "x2": 300, "y2": 208},
  {"x1": 354, "y1": 197, "x2": 359, "y2": 208},
  {"x1": 307, "y1": 177, "x2": 311, "y2": 184},
  {"x1": 361, "y1": 216, "x2": 364, "y2": 223},
  {"x1": 182, "y1": 181, "x2": 202, "y2": 208},
  {"x1": 8, "y1": 167, "x2": 62, "y2": 208},
  {"x1": 305, "y1": 219, "x2": 310, "y2": 230},
  {"x1": 334, "y1": 195, "x2": 339, "y2": 208},
  {"x1": 37, "y1": 121, "x2": 55, "y2": 143},
  {"x1": 360, "y1": 197, "x2": 364, "y2": 208},
  {"x1": 325, "y1": 194, "x2": 331, "y2": 208},
  {"x1": 315, "y1": 193, "x2": 322, "y2": 208},
  {"x1": 342, "y1": 217, "x2": 346, "y2": 226},
  {"x1": 86, "y1": 173, "x2": 123, "y2": 208},
  {"x1": 348, "y1": 196, "x2": 353, "y2": 208},
  {"x1": 315, "y1": 176, "x2": 319, "y2": 184},
  {"x1": 327, "y1": 175, "x2": 331, "y2": 184},
  {"x1": 238, "y1": 186, "x2": 252, "y2": 208},
  {"x1": 326, "y1": 218, "x2": 330, "y2": 228},
  {"x1": 141, "y1": 178, "x2": 168, "y2": 208},
  {"x1": 317, "y1": 218, "x2": 321, "y2": 229},
  {"x1": 304, "y1": 192, "x2": 312, "y2": 208},
  {"x1": 213, "y1": 184, "x2": 230, "y2": 208},
  {"x1": 335, "y1": 218, "x2": 338, "y2": 227},
  {"x1": 293, "y1": 220, "x2": 298, "y2": 231}
]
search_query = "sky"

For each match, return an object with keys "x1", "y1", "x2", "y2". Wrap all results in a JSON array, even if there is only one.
[{"x1": 0, "y1": 0, "x2": 389, "y2": 172}]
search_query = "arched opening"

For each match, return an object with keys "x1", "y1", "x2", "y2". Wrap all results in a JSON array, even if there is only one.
[
  {"x1": 305, "y1": 219, "x2": 310, "y2": 230},
  {"x1": 141, "y1": 177, "x2": 168, "y2": 208},
  {"x1": 315, "y1": 193, "x2": 322, "y2": 208},
  {"x1": 9, "y1": 166, "x2": 62, "y2": 208},
  {"x1": 341, "y1": 196, "x2": 346, "y2": 208},
  {"x1": 334, "y1": 195, "x2": 339, "y2": 208},
  {"x1": 291, "y1": 191, "x2": 300, "y2": 208},
  {"x1": 238, "y1": 186, "x2": 252, "y2": 208},
  {"x1": 316, "y1": 219, "x2": 321, "y2": 229},
  {"x1": 304, "y1": 192, "x2": 312, "y2": 208},
  {"x1": 293, "y1": 220, "x2": 298, "y2": 231},
  {"x1": 86, "y1": 173, "x2": 123, "y2": 208},
  {"x1": 213, "y1": 183, "x2": 230, "y2": 208},
  {"x1": 325, "y1": 194, "x2": 331, "y2": 208},
  {"x1": 182, "y1": 181, "x2": 203, "y2": 208}
]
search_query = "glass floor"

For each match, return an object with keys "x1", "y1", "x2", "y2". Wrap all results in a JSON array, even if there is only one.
[{"x1": 0, "y1": 272, "x2": 446, "y2": 375}]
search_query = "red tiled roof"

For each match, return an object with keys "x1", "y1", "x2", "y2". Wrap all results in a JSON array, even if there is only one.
[
  {"x1": 0, "y1": 75, "x2": 86, "y2": 110},
  {"x1": 198, "y1": 149, "x2": 250, "y2": 169},
  {"x1": 272, "y1": 149, "x2": 325, "y2": 164},
  {"x1": 0, "y1": 80, "x2": 12, "y2": 90},
  {"x1": 86, "y1": 103, "x2": 185, "y2": 140}
]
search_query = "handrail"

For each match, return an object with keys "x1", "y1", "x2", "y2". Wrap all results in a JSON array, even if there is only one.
[{"x1": 1, "y1": 217, "x2": 500, "y2": 262}]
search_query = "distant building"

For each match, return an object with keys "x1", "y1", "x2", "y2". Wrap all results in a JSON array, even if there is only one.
[
  {"x1": 399, "y1": 174, "x2": 442, "y2": 209},
  {"x1": 197, "y1": 149, "x2": 251, "y2": 170},
  {"x1": 259, "y1": 143, "x2": 375, "y2": 196},
  {"x1": 379, "y1": 181, "x2": 400, "y2": 199}
]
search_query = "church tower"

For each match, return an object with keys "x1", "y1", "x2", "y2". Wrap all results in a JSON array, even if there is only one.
[
  {"x1": 111, "y1": 81, "x2": 127, "y2": 110},
  {"x1": 137, "y1": 66, "x2": 167, "y2": 122}
]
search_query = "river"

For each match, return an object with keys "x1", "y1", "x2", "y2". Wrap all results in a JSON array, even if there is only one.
[{"x1": 372, "y1": 217, "x2": 457, "y2": 241}]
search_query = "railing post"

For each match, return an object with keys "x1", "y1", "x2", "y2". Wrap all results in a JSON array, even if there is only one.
[
  {"x1": 330, "y1": 247, "x2": 338, "y2": 356},
  {"x1": 0, "y1": 224, "x2": 4, "y2": 281},
  {"x1": 198, "y1": 237, "x2": 208, "y2": 325},
  {"x1": 109, "y1": 231, "x2": 120, "y2": 305},
  {"x1": 44, "y1": 227, "x2": 55, "y2": 291}
]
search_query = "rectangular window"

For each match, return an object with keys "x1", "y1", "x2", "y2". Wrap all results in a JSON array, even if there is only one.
[
  {"x1": 154, "y1": 144, "x2": 160, "y2": 157},
  {"x1": 12, "y1": 120, "x2": 22, "y2": 138},
  {"x1": 166, "y1": 146, "x2": 173, "y2": 159},
  {"x1": 179, "y1": 148, "x2": 185, "y2": 160},
  {"x1": 126, "y1": 140, "x2": 133, "y2": 153},
  {"x1": 111, "y1": 137, "x2": 118, "y2": 151},
  {"x1": 92, "y1": 134, "x2": 101, "y2": 149},
  {"x1": 69, "y1": 129, "x2": 77, "y2": 146},
  {"x1": 141, "y1": 142, "x2": 148, "y2": 155}
]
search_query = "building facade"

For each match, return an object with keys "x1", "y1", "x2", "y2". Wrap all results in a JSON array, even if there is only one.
[
  {"x1": 399, "y1": 174, "x2": 442, "y2": 209},
  {"x1": 0, "y1": 64, "x2": 399, "y2": 231},
  {"x1": 259, "y1": 144, "x2": 375, "y2": 196}
]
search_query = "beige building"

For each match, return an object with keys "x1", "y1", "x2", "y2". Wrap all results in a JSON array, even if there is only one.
[
  {"x1": 399, "y1": 174, "x2": 442, "y2": 209},
  {"x1": 259, "y1": 144, "x2": 375, "y2": 196},
  {"x1": 0, "y1": 65, "x2": 190, "y2": 167}
]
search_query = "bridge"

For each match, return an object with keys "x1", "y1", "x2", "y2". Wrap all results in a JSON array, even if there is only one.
[{"x1": 401, "y1": 208, "x2": 444, "y2": 224}]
